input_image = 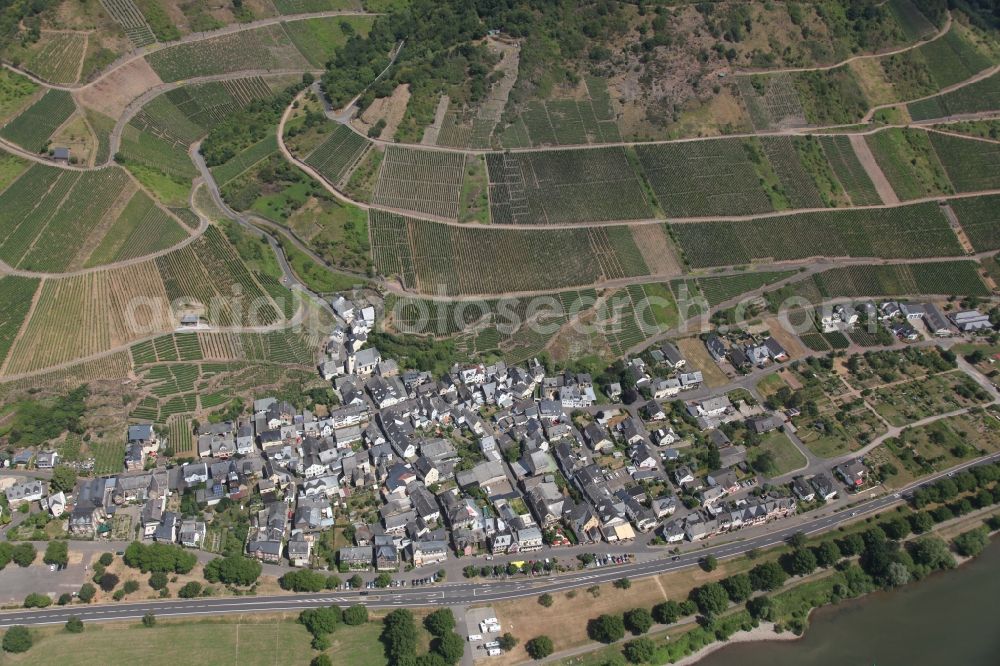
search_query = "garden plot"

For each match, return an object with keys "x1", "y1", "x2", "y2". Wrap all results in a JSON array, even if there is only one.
[
  {"x1": 485, "y1": 148, "x2": 653, "y2": 224},
  {"x1": 0, "y1": 89, "x2": 76, "y2": 153},
  {"x1": 304, "y1": 123, "x2": 370, "y2": 186},
  {"x1": 635, "y1": 139, "x2": 775, "y2": 217},
  {"x1": 146, "y1": 24, "x2": 309, "y2": 81},
  {"x1": 671, "y1": 202, "x2": 961, "y2": 267},
  {"x1": 372, "y1": 146, "x2": 466, "y2": 220},
  {"x1": 870, "y1": 371, "x2": 992, "y2": 427}
]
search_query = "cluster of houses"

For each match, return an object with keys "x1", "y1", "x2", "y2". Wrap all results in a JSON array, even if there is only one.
[
  {"x1": 826, "y1": 301, "x2": 993, "y2": 341},
  {"x1": 705, "y1": 334, "x2": 788, "y2": 372}
]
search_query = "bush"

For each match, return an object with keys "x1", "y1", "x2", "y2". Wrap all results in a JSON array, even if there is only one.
[
  {"x1": 112, "y1": 589, "x2": 125, "y2": 601},
  {"x1": 623, "y1": 637, "x2": 656, "y2": 664},
  {"x1": 2, "y1": 626, "x2": 31, "y2": 653},
  {"x1": 623, "y1": 608, "x2": 653, "y2": 635},
  {"x1": 24, "y1": 593, "x2": 51, "y2": 608},
  {"x1": 342, "y1": 604, "x2": 368, "y2": 625},
  {"x1": 538, "y1": 593, "x2": 553, "y2": 607},
  {"x1": 700, "y1": 554, "x2": 718, "y2": 572},
  {"x1": 311, "y1": 656, "x2": 333, "y2": 666},
  {"x1": 953, "y1": 527, "x2": 990, "y2": 557},
  {"x1": 78, "y1": 583, "x2": 96, "y2": 603},
  {"x1": 11, "y1": 543, "x2": 36, "y2": 567},
  {"x1": 43, "y1": 541, "x2": 69, "y2": 567},
  {"x1": 57, "y1": 593, "x2": 72, "y2": 606},
  {"x1": 614, "y1": 577, "x2": 631, "y2": 590},
  {"x1": 123, "y1": 580, "x2": 140, "y2": 594},
  {"x1": 142, "y1": 612, "x2": 156, "y2": 628},
  {"x1": 299, "y1": 606, "x2": 341, "y2": 638},
  {"x1": 65, "y1": 617, "x2": 84, "y2": 633},
  {"x1": 525, "y1": 635, "x2": 554, "y2": 659},
  {"x1": 99, "y1": 573, "x2": 120, "y2": 593},
  {"x1": 149, "y1": 571, "x2": 169, "y2": 590},
  {"x1": 98, "y1": 552, "x2": 114, "y2": 567},
  {"x1": 498, "y1": 632, "x2": 518, "y2": 651},
  {"x1": 178, "y1": 581, "x2": 203, "y2": 598}
]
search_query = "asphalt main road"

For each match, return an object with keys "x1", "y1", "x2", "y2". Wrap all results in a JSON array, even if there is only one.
[{"x1": 2, "y1": 451, "x2": 996, "y2": 628}]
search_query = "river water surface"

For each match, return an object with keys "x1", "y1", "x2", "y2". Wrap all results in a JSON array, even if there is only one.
[{"x1": 699, "y1": 538, "x2": 1000, "y2": 666}]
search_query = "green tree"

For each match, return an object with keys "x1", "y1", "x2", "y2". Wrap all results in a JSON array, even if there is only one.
[
  {"x1": 142, "y1": 612, "x2": 156, "y2": 628},
  {"x1": 781, "y1": 548, "x2": 818, "y2": 577},
  {"x1": 813, "y1": 540, "x2": 842, "y2": 568},
  {"x1": 498, "y1": 632, "x2": 518, "y2": 651},
  {"x1": 953, "y1": 527, "x2": 990, "y2": 557},
  {"x1": 342, "y1": 604, "x2": 368, "y2": 625},
  {"x1": 2, "y1": 626, "x2": 31, "y2": 653},
  {"x1": 203, "y1": 555, "x2": 262, "y2": 586},
  {"x1": 50, "y1": 465, "x2": 77, "y2": 493},
  {"x1": 381, "y1": 609, "x2": 418, "y2": 663},
  {"x1": 623, "y1": 637, "x2": 656, "y2": 664},
  {"x1": 280, "y1": 569, "x2": 327, "y2": 592},
  {"x1": 623, "y1": 607, "x2": 653, "y2": 635},
  {"x1": 614, "y1": 577, "x2": 631, "y2": 589},
  {"x1": 700, "y1": 554, "x2": 718, "y2": 572},
  {"x1": 690, "y1": 582, "x2": 728, "y2": 616},
  {"x1": 178, "y1": 581, "x2": 202, "y2": 598},
  {"x1": 99, "y1": 552, "x2": 114, "y2": 567},
  {"x1": 538, "y1": 593, "x2": 554, "y2": 607},
  {"x1": 652, "y1": 600, "x2": 681, "y2": 625},
  {"x1": 57, "y1": 593, "x2": 72, "y2": 605},
  {"x1": 433, "y1": 631, "x2": 465, "y2": 665},
  {"x1": 587, "y1": 614, "x2": 625, "y2": 643},
  {"x1": 525, "y1": 635, "x2": 554, "y2": 659},
  {"x1": 788, "y1": 531, "x2": 807, "y2": 549},
  {"x1": 720, "y1": 573, "x2": 753, "y2": 603},
  {"x1": 374, "y1": 572, "x2": 392, "y2": 588},
  {"x1": 299, "y1": 606, "x2": 341, "y2": 637},
  {"x1": 749, "y1": 561, "x2": 787, "y2": 591},
  {"x1": 65, "y1": 616, "x2": 84, "y2": 633},
  {"x1": 746, "y1": 596, "x2": 772, "y2": 621},
  {"x1": 908, "y1": 536, "x2": 956, "y2": 573},
  {"x1": 424, "y1": 608, "x2": 456, "y2": 636},
  {"x1": 349, "y1": 574, "x2": 363, "y2": 588},
  {"x1": 99, "y1": 573, "x2": 119, "y2": 593},
  {"x1": 78, "y1": 583, "x2": 96, "y2": 603},
  {"x1": 311, "y1": 656, "x2": 333, "y2": 666}
]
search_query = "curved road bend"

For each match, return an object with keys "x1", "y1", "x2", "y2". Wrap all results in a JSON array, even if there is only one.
[{"x1": 1, "y1": 452, "x2": 996, "y2": 628}]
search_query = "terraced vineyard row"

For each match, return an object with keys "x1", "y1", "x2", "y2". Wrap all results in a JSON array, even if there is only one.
[
  {"x1": 812, "y1": 261, "x2": 989, "y2": 297},
  {"x1": 696, "y1": 270, "x2": 800, "y2": 306},
  {"x1": 908, "y1": 70, "x2": 1000, "y2": 120},
  {"x1": 0, "y1": 276, "x2": 39, "y2": 368},
  {"x1": 635, "y1": 139, "x2": 775, "y2": 217},
  {"x1": 212, "y1": 134, "x2": 279, "y2": 185},
  {"x1": 671, "y1": 202, "x2": 961, "y2": 267},
  {"x1": 303, "y1": 124, "x2": 370, "y2": 186},
  {"x1": 98, "y1": 0, "x2": 156, "y2": 47},
  {"x1": 818, "y1": 136, "x2": 882, "y2": 205},
  {"x1": 950, "y1": 194, "x2": 1000, "y2": 252},
  {"x1": 20, "y1": 32, "x2": 87, "y2": 84},
  {"x1": 372, "y1": 146, "x2": 466, "y2": 220},
  {"x1": 0, "y1": 89, "x2": 76, "y2": 153},
  {"x1": 146, "y1": 24, "x2": 310, "y2": 82},
  {"x1": 485, "y1": 148, "x2": 654, "y2": 225}
]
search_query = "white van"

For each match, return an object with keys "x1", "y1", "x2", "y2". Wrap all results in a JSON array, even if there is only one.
[{"x1": 468, "y1": 634, "x2": 483, "y2": 642}]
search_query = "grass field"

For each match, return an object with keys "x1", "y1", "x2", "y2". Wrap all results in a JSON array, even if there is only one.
[
  {"x1": 750, "y1": 430, "x2": 807, "y2": 476},
  {"x1": 485, "y1": 148, "x2": 654, "y2": 224},
  {"x1": 671, "y1": 201, "x2": 960, "y2": 267},
  {"x1": 0, "y1": 89, "x2": 76, "y2": 152}
]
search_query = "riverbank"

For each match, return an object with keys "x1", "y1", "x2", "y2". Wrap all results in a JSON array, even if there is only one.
[{"x1": 671, "y1": 624, "x2": 797, "y2": 666}]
